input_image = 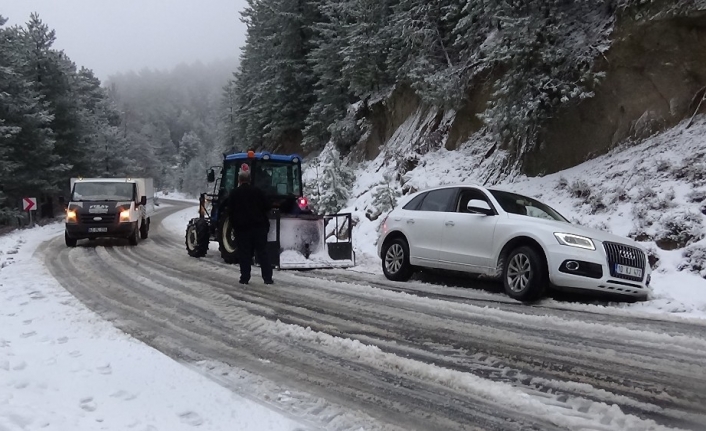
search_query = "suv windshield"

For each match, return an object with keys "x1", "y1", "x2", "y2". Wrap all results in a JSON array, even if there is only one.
[
  {"x1": 489, "y1": 190, "x2": 568, "y2": 222},
  {"x1": 72, "y1": 182, "x2": 134, "y2": 201}
]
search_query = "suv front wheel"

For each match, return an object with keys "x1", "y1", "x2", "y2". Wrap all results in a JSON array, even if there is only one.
[{"x1": 503, "y1": 246, "x2": 547, "y2": 302}]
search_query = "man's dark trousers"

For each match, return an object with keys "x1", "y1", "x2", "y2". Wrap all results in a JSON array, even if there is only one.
[{"x1": 236, "y1": 227, "x2": 273, "y2": 283}]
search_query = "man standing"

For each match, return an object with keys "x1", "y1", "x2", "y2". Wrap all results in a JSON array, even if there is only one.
[{"x1": 227, "y1": 168, "x2": 274, "y2": 285}]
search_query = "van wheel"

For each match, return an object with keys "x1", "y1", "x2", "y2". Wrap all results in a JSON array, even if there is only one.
[
  {"x1": 65, "y1": 232, "x2": 77, "y2": 248},
  {"x1": 128, "y1": 225, "x2": 139, "y2": 246},
  {"x1": 503, "y1": 246, "x2": 547, "y2": 302},
  {"x1": 381, "y1": 238, "x2": 414, "y2": 281},
  {"x1": 140, "y1": 218, "x2": 149, "y2": 239}
]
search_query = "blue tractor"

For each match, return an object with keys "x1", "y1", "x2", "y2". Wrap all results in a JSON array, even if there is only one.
[{"x1": 185, "y1": 151, "x2": 355, "y2": 269}]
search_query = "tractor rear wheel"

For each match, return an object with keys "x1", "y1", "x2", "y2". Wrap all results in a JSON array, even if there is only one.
[
  {"x1": 218, "y1": 216, "x2": 238, "y2": 264},
  {"x1": 185, "y1": 219, "x2": 209, "y2": 258}
]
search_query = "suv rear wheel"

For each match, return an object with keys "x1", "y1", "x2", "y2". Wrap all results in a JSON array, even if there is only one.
[{"x1": 382, "y1": 238, "x2": 414, "y2": 281}]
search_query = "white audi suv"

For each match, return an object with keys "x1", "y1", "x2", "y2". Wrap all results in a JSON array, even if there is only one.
[{"x1": 377, "y1": 185, "x2": 651, "y2": 302}]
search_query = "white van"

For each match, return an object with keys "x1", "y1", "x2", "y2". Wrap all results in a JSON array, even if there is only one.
[{"x1": 64, "y1": 178, "x2": 155, "y2": 247}]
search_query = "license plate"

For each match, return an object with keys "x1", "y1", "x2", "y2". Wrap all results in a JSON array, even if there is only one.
[
  {"x1": 615, "y1": 264, "x2": 643, "y2": 278},
  {"x1": 88, "y1": 227, "x2": 108, "y2": 233}
]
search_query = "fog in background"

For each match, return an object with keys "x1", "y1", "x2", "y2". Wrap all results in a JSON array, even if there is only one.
[{"x1": 1, "y1": 0, "x2": 247, "y2": 79}]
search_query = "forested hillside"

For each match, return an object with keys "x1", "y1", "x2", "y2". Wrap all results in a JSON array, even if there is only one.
[
  {"x1": 0, "y1": 14, "x2": 128, "y2": 223},
  {"x1": 0, "y1": 12, "x2": 238, "y2": 225},
  {"x1": 106, "y1": 58, "x2": 238, "y2": 196},
  {"x1": 2, "y1": 1, "x2": 705, "y2": 225},
  {"x1": 230, "y1": 0, "x2": 704, "y2": 172}
]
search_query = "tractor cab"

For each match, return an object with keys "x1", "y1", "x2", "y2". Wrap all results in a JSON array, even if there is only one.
[{"x1": 212, "y1": 151, "x2": 309, "y2": 215}]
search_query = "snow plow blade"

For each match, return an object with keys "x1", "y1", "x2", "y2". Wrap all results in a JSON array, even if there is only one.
[{"x1": 268, "y1": 213, "x2": 355, "y2": 270}]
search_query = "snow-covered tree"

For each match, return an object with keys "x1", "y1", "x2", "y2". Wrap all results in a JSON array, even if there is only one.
[
  {"x1": 364, "y1": 172, "x2": 402, "y2": 222},
  {"x1": 0, "y1": 14, "x2": 62, "y2": 218},
  {"x1": 340, "y1": 0, "x2": 397, "y2": 97},
  {"x1": 305, "y1": 146, "x2": 355, "y2": 215},
  {"x1": 178, "y1": 131, "x2": 201, "y2": 169},
  {"x1": 303, "y1": 1, "x2": 354, "y2": 151},
  {"x1": 387, "y1": 0, "x2": 464, "y2": 106},
  {"x1": 233, "y1": 0, "x2": 317, "y2": 151}
]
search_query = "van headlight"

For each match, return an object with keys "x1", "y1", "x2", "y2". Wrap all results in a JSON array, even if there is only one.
[
  {"x1": 66, "y1": 210, "x2": 77, "y2": 223},
  {"x1": 120, "y1": 210, "x2": 131, "y2": 222},
  {"x1": 554, "y1": 233, "x2": 595, "y2": 250}
]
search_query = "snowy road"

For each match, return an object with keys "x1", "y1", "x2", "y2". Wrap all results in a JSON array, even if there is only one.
[{"x1": 43, "y1": 201, "x2": 706, "y2": 431}]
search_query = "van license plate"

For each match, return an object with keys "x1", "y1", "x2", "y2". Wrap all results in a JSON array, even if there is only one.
[
  {"x1": 88, "y1": 227, "x2": 108, "y2": 233},
  {"x1": 615, "y1": 264, "x2": 642, "y2": 278}
]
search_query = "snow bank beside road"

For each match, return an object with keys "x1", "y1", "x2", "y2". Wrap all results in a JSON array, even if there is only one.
[
  {"x1": 156, "y1": 190, "x2": 199, "y2": 203},
  {"x1": 331, "y1": 118, "x2": 706, "y2": 319},
  {"x1": 0, "y1": 224, "x2": 304, "y2": 431}
]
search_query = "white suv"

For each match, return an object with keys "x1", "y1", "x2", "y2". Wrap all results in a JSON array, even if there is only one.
[{"x1": 378, "y1": 185, "x2": 650, "y2": 302}]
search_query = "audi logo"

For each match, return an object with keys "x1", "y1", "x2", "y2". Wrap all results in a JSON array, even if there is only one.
[{"x1": 619, "y1": 250, "x2": 636, "y2": 260}]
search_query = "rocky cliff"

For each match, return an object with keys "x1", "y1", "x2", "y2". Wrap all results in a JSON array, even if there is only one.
[{"x1": 350, "y1": 3, "x2": 706, "y2": 180}]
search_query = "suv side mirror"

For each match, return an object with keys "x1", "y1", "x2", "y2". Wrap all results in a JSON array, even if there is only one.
[
  {"x1": 207, "y1": 169, "x2": 215, "y2": 183},
  {"x1": 467, "y1": 199, "x2": 493, "y2": 215},
  {"x1": 140, "y1": 195, "x2": 147, "y2": 206}
]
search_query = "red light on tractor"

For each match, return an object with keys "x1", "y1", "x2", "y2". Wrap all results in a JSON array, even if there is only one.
[
  {"x1": 247, "y1": 150, "x2": 255, "y2": 158},
  {"x1": 298, "y1": 197, "x2": 308, "y2": 209}
]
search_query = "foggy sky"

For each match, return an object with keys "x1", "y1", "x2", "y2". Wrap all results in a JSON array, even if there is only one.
[{"x1": 1, "y1": 0, "x2": 247, "y2": 80}]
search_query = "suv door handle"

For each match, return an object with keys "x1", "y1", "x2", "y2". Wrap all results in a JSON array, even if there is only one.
[
  {"x1": 407, "y1": 219, "x2": 415, "y2": 224},
  {"x1": 445, "y1": 221, "x2": 455, "y2": 226}
]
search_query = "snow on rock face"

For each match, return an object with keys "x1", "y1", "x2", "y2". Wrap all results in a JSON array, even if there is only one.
[
  {"x1": 0, "y1": 224, "x2": 304, "y2": 431},
  {"x1": 313, "y1": 117, "x2": 706, "y2": 318}
]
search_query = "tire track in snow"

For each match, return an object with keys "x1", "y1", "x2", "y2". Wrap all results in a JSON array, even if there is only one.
[
  {"x1": 121, "y1": 235, "x2": 703, "y2": 424},
  {"x1": 42, "y1": 202, "x2": 706, "y2": 431},
  {"x1": 44, "y1": 220, "x2": 560, "y2": 430}
]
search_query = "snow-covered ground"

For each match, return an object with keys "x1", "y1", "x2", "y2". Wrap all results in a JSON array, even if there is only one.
[
  {"x1": 0, "y1": 224, "x2": 305, "y2": 431},
  {"x1": 156, "y1": 190, "x2": 199, "y2": 203},
  {"x1": 4, "y1": 114, "x2": 703, "y2": 430},
  {"x1": 143, "y1": 209, "x2": 706, "y2": 430},
  {"x1": 322, "y1": 117, "x2": 706, "y2": 319}
]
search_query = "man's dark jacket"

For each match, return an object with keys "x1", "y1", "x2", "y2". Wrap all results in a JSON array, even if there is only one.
[{"x1": 227, "y1": 183, "x2": 270, "y2": 232}]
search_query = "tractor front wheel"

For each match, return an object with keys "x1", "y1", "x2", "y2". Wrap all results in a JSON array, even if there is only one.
[
  {"x1": 218, "y1": 216, "x2": 239, "y2": 264},
  {"x1": 186, "y1": 219, "x2": 209, "y2": 258}
]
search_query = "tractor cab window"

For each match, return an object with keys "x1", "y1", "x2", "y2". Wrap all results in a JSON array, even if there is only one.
[
  {"x1": 253, "y1": 162, "x2": 301, "y2": 196},
  {"x1": 222, "y1": 163, "x2": 238, "y2": 193}
]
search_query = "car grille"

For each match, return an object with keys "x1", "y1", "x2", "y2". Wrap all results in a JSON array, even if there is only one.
[
  {"x1": 80, "y1": 213, "x2": 118, "y2": 224},
  {"x1": 603, "y1": 242, "x2": 646, "y2": 282}
]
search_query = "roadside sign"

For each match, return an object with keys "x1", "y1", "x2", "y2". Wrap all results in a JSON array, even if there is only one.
[{"x1": 23, "y1": 197, "x2": 37, "y2": 212}]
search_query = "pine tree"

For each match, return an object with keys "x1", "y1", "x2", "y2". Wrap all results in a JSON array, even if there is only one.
[
  {"x1": 303, "y1": 1, "x2": 354, "y2": 151},
  {"x1": 305, "y1": 146, "x2": 354, "y2": 214},
  {"x1": 371, "y1": 173, "x2": 401, "y2": 215},
  {"x1": 233, "y1": 0, "x2": 318, "y2": 151},
  {"x1": 0, "y1": 15, "x2": 62, "y2": 216},
  {"x1": 340, "y1": 0, "x2": 397, "y2": 97},
  {"x1": 387, "y1": 0, "x2": 465, "y2": 106}
]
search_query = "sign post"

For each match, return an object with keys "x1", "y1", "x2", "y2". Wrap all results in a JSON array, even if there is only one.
[{"x1": 23, "y1": 197, "x2": 37, "y2": 227}]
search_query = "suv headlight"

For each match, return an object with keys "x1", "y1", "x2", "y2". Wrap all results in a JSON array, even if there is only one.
[{"x1": 554, "y1": 232, "x2": 595, "y2": 250}]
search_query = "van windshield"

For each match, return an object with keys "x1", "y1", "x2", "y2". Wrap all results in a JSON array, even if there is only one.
[{"x1": 72, "y1": 182, "x2": 135, "y2": 201}]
